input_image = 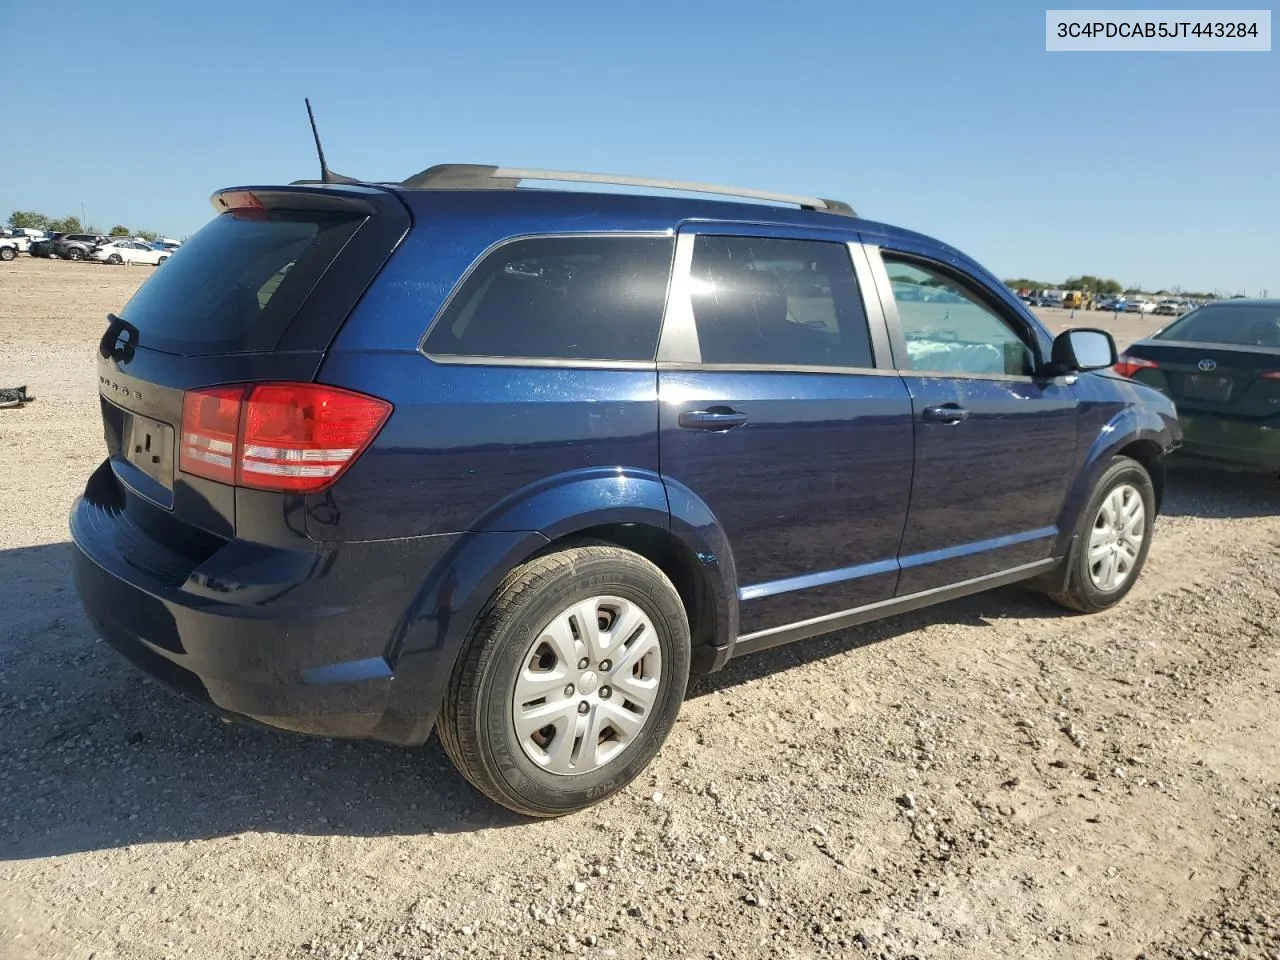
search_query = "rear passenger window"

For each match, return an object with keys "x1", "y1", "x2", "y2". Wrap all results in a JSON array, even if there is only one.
[
  {"x1": 688, "y1": 236, "x2": 873, "y2": 368},
  {"x1": 424, "y1": 236, "x2": 674, "y2": 362}
]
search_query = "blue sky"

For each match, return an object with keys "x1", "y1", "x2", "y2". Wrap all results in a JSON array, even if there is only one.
[{"x1": 2, "y1": 1, "x2": 1275, "y2": 293}]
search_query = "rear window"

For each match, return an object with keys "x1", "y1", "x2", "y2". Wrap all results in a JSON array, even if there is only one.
[
  {"x1": 423, "y1": 235, "x2": 674, "y2": 362},
  {"x1": 118, "y1": 210, "x2": 363, "y2": 356},
  {"x1": 1156, "y1": 305, "x2": 1280, "y2": 348}
]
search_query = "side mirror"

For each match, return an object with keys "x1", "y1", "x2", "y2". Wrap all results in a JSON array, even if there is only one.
[{"x1": 1051, "y1": 328, "x2": 1117, "y2": 373}]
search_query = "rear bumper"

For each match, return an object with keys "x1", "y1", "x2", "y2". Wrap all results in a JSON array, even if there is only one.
[
  {"x1": 70, "y1": 490, "x2": 458, "y2": 745},
  {"x1": 1176, "y1": 411, "x2": 1280, "y2": 470}
]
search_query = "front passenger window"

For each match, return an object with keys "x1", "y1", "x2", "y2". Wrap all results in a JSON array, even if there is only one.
[{"x1": 883, "y1": 258, "x2": 1035, "y2": 376}]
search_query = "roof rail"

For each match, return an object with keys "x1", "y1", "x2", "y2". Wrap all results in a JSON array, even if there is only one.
[{"x1": 398, "y1": 164, "x2": 855, "y2": 217}]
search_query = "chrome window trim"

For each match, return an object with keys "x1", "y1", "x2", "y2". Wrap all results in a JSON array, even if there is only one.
[
  {"x1": 416, "y1": 230, "x2": 676, "y2": 366},
  {"x1": 657, "y1": 360, "x2": 897, "y2": 377},
  {"x1": 654, "y1": 232, "x2": 700, "y2": 363},
  {"x1": 847, "y1": 241, "x2": 894, "y2": 370},
  {"x1": 422, "y1": 354, "x2": 658, "y2": 371}
]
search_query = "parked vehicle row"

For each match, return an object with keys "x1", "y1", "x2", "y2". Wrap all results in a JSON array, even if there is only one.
[
  {"x1": 1012, "y1": 291, "x2": 1209, "y2": 314},
  {"x1": 71, "y1": 164, "x2": 1181, "y2": 817},
  {"x1": 21, "y1": 232, "x2": 181, "y2": 263}
]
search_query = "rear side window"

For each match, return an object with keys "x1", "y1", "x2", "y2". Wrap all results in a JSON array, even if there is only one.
[
  {"x1": 424, "y1": 235, "x2": 674, "y2": 362},
  {"x1": 687, "y1": 236, "x2": 873, "y2": 368},
  {"x1": 1156, "y1": 305, "x2": 1280, "y2": 347},
  {"x1": 119, "y1": 211, "x2": 363, "y2": 356}
]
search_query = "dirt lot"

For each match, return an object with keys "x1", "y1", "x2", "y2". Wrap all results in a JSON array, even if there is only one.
[{"x1": 1, "y1": 258, "x2": 1277, "y2": 960}]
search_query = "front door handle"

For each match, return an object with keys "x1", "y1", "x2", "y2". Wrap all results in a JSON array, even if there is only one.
[
  {"x1": 678, "y1": 408, "x2": 749, "y2": 431},
  {"x1": 922, "y1": 404, "x2": 969, "y2": 423}
]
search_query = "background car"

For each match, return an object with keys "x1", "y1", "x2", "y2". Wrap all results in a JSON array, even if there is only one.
[
  {"x1": 5, "y1": 228, "x2": 46, "y2": 253},
  {"x1": 1114, "y1": 299, "x2": 1280, "y2": 472},
  {"x1": 1126, "y1": 298, "x2": 1157, "y2": 314},
  {"x1": 29, "y1": 233, "x2": 62, "y2": 258},
  {"x1": 54, "y1": 233, "x2": 108, "y2": 261},
  {"x1": 89, "y1": 238, "x2": 171, "y2": 266}
]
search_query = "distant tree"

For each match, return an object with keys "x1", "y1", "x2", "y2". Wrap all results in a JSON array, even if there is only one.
[
  {"x1": 46, "y1": 215, "x2": 83, "y2": 234},
  {"x1": 135, "y1": 229, "x2": 158, "y2": 242},
  {"x1": 1063, "y1": 275, "x2": 1123, "y2": 295},
  {"x1": 9, "y1": 211, "x2": 50, "y2": 230},
  {"x1": 1003, "y1": 277, "x2": 1054, "y2": 290},
  {"x1": 109, "y1": 224, "x2": 131, "y2": 236}
]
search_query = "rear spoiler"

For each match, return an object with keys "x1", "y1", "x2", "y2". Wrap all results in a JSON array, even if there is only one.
[{"x1": 209, "y1": 184, "x2": 396, "y2": 216}]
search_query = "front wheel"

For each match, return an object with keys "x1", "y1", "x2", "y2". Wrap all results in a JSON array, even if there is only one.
[
  {"x1": 1047, "y1": 455, "x2": 1156, "y2": 613},
  {"x1": 0, "y1": 247, "x2": 15, "y2": 261},
  {"x1": 66, "y1": 248, "x2": 84, "y2": 261},
  {"x1": 438, "y1": 544, "x2": 691, "y2": 817}
]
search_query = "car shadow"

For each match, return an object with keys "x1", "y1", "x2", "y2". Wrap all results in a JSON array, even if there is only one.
[
  {"x1": 1161, "y1": 462, "x2": 1278, "y2": 519},
  {"x1": 0, "y1": 543, "x2": 520, "y2": 864},
  {"x1": 688, "y1": 584, "x2": 1063, "y2": 698},
  {"x1": 4, "y1": 464, "x2": 1269, "y2": 860}
]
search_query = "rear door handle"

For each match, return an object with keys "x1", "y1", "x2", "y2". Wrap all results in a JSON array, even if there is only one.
[
  {"x1": 678, "y1": 409, "x2": 749, "y2": 431},
  {"x1": 922, "y1": 404, "x2": 969, "y2": 423}
]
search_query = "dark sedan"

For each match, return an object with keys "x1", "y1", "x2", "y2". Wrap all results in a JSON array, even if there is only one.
[
  {"x1": 29, "y1": 233, "x2": 62, "y2": 258},
  {"x1": 1115, "y1": 299, "x2": 1280, "y2": 472}
]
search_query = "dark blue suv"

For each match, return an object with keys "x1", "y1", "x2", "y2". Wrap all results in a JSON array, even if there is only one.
[{"x1": 71, "y1": 165, "x2": 1181, "y2": 816}]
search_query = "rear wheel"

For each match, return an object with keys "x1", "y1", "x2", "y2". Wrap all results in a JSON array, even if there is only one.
[
  {"x1": 66, "y1": 247, "x2": 84, "y2": 261},
  {"x1": 0, "y1": 247, "x2": 15, "y2": 261},
  {"x1": 107, "y1": 253, "x2": 123, "y2": 265},
  {"x1": 1046, "y1": 455, "x2": 1156, "y2": 613},
  {"x1": 439, "y1": 544, "x2": 690, "y2": 817}
]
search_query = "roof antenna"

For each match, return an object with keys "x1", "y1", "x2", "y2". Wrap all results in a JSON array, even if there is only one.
[{"x1": 304, "y1": 98, "x2": 358, "y2": 185}]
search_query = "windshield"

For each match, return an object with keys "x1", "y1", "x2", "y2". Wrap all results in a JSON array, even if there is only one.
[{"x1": 1156, "y1": 304, "x2": 1280, "y2": 348}]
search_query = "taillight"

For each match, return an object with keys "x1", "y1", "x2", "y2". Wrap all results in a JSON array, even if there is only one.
[
  {"x1": 180, "y1": 386, "x2": 242, "y2": 485},
  {"x1": 180, "y1": 383, "x2": 391, "y2": 493},
  {"x1": 1113, "y1": 354, "x2": 1159, "y2": 378},
  {"x1": 1261, "y1": 370, "x2": 1280, "y2": 380}
]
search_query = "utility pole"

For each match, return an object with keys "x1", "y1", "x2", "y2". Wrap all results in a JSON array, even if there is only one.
[{"x1": 81, "y1": 202, "x2": 87, "y2": 232}]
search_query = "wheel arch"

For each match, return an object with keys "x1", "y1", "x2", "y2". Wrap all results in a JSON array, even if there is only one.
[
  {"x1": 372, "y1": 469, "x2": 739, "y2": 745},
  {"x1": 534, "y1": 520, "x2": 730, "y2": 675}
]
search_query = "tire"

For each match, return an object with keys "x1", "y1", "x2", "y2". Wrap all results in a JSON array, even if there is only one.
[
  {"x1": 107, "y1": 254, "x2": 123, "y2": 265},
  {"x1": 0, "y1": 247, "x2": 14, "y2": 261},
  {"x1": 439, "y1": 544, "x2": 691, "y2": 817},
  {"x1": 66, "y1": 247, "x2": 84, "y2": 261},
  {"x1": 1046, "y1": 455, "x2": 1156, "y2": 613},
  {"x1": 157, "y1": 255, "x2": 168, "y2": 264}
]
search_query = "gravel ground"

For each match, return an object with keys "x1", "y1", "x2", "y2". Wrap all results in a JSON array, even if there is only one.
[{"x1": 1, "y1": 258, "x2": 1277, "y2": 960}]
